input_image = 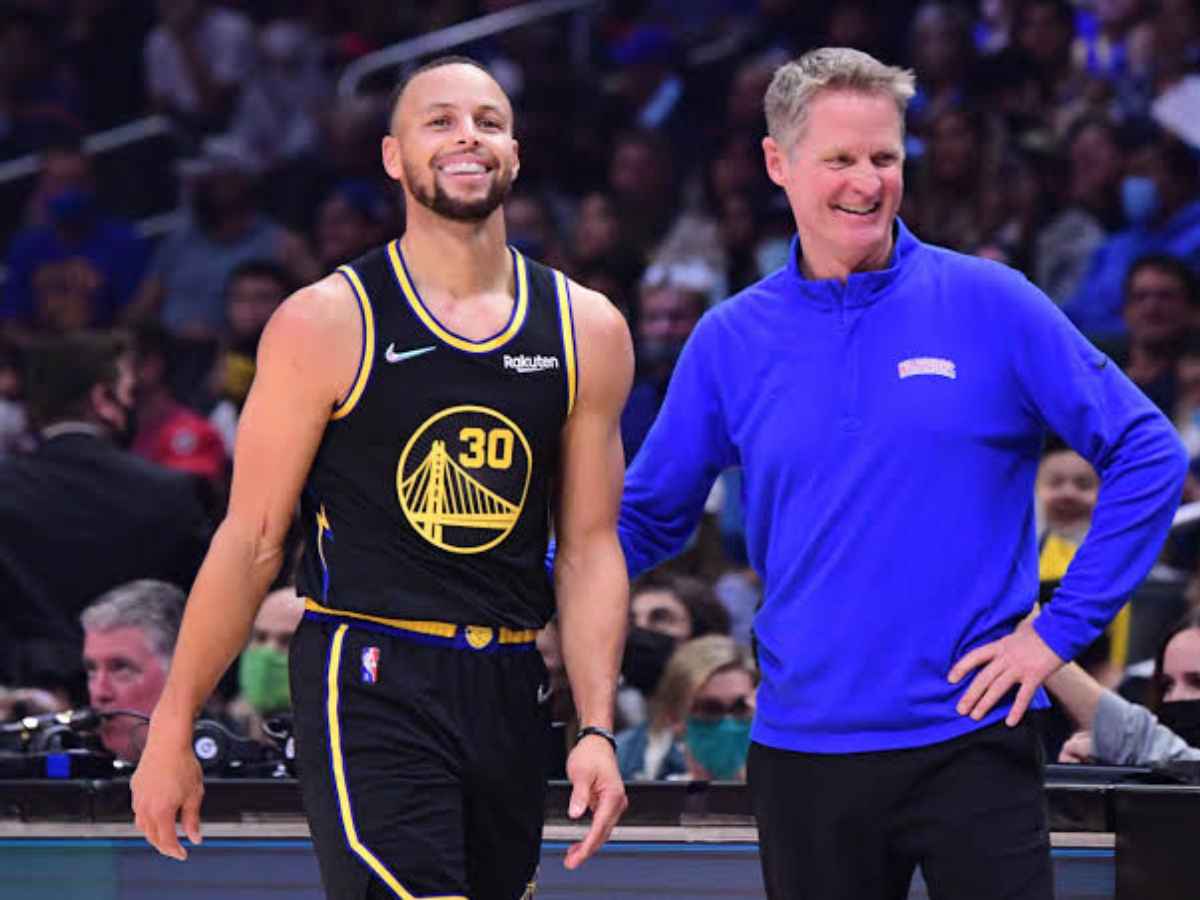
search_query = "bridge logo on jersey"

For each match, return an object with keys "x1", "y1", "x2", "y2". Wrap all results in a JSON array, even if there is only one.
[{"x1": 396, "y1": 405, "x2": 532, "y2": 554}]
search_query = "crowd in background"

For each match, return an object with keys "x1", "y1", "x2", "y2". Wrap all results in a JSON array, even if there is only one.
[{"x1": 2, "y1": 0, "x2": 1200, "y2": 779}]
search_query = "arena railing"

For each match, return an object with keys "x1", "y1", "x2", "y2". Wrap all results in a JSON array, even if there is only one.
[{"x1": 335, "y1": 0, "x2": 600, "y2": 99}]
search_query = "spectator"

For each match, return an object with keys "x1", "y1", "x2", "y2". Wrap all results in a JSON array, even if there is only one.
[
  {"x1": 1065, "y1": 131, "x2": 1200, "y2": 339},
  {"x1": 126, "y1": 135, "x2": 318, "y2": 337},
  {"x1": 225, "y1": 586, "x2": 304, "y2": 743},
  {"x1": 262, "y1": 94, "x2": 390, "y2": 235},
  {"x1": 0, "y1": 9, "x2": 84, "y2": 158},
  {"x1": 620, "y1": 571, "x2": 732, "y2": 729},
  {"x1": 906, "y1": 2, "x2": 977, "y2": 145},
  {"x1": 616, "y1": 635, "x2": 757, "y2": 781},
  {"x1": 81, "y1": 579, "x2": 185, "y2": 763},
  {"x1": 1071, "y1": 0, "x2": 1155, "y2": 84},
  {"x1": 906, "y1": 105, "x2": 1003, "y2": 253},
  {"x1": 608, "y1": 130, "x2": 679, "y2": 260},
  {"x1": 130, "y1": 322, "x2": 228, "y2": 496},
  {"x1": 229, "y1": 19, "x2": 330, "y2": 171},
  {"x1": 1034, "y1": 117, "x2": 1124, "y2": 303},
  {"x1": 207, "y1": 260, "x2": 292, "y2": 455},
  {"x1": 314, "y1": 180, "x2": 393, "y2": 271},
  {"x1": 1037, "y1": 440, "x2": 1099, "y2": 563},
  {"x1": 631, "y1": 571, "x2": 732, "y2": 641},
  {"x1": 1110, "y1": 253, "x2": 1200, "y2": 414},
  {"x1": 143, "y1": 0, "x2": 256, "y2": 133},
  {"x1": 0, "y1": 331, "x2": 210, "y2": 697},
  {"x1": 2, "y1": 139, "x2": 148, "y2": 332},
  {"x1": 570, "y1": 192, "x2": 634, "y2": 272},
  {"x1": 1012, "y1": 0, "x2": 1089, "y2": 137},
  {"x1": 1049, "y1": 608, "x2": 1200, "y2": 764},
  {"x1": 504, "y1": 189, "x2": 568, "y2": 271},
  {"x1": 622, "y1": 263, "x2": 711, "y2": 462}
]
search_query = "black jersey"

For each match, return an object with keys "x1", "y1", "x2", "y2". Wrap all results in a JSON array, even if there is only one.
[{"x1": 295, "y1": 240, "x2": 577, "y2": 629}]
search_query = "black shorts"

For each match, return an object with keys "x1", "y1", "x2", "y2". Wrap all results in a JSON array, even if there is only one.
[
  {"x1": 748, "y1": 720, "x2": 1053, "y2": 900},
  {"x1": 289, "y1": 612, "x2": 551, "y2": 900}
]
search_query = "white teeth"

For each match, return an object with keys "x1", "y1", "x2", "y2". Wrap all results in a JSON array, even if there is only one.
[
  {"x1": 836, "y1": 204, "x2": 879, "y2": 215},
  {"x1": 443, "y1": 162, "x2": 486, "y2": 174}
]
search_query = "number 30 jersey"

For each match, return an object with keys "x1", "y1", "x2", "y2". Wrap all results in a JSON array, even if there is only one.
[{"x1": 295, "y1": 241, "x2": 578, "y2": 629}]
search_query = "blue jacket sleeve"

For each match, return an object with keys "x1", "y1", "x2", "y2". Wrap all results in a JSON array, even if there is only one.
[
  {"x1": 1007, "y1": 273, "x2": 1188, "y2": 662},
  {"x1": 618, "y1": 313, "x2": 739, "y2": 578}
]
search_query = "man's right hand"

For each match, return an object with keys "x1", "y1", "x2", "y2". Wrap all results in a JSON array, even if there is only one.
[
  {"x1": 1058, "y1": 730, "x2": 1095, "y2": 764},
  {"x1": 131, "y1": 732, "x2": 205, "y2": 861}
]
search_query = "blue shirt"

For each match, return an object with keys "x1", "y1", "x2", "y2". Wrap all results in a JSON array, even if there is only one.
[
  {"x1": 619, "y1": 219, "x2": 1187, "y2": 753},
  {"x1": 2, "y1": 218, "x2": 147, "y2": 325},
  {"x1": 1063, "y1": 198, "x2": 1200, "y2": 340},
  {"x1": 151, "y1": 215, "x2": 283, "y2": 334}
]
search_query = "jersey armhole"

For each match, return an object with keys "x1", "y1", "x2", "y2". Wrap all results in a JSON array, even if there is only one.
[
  {"x1": 553, "y1": 269, "x2": 579, "y2": 419},
  {"x1": 331, "y1": 265, "x2": 375, "y2": 420}
]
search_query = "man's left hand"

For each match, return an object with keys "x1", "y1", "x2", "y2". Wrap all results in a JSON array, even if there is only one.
[
  {"x1": 563, "y1": 735, "x2": 628, "y2": 870},
  {"x1": 948, "y1": 619, "x2": 1064, "y2": 726}
]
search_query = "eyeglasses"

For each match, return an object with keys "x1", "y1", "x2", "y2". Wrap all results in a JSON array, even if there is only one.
[{"x1": 690, "y1": 696, "x2": 754, "y2": 721}]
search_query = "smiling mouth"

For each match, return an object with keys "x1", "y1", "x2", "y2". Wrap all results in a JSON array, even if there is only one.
[
  {"x1": 834, "y1": 202, "x2": 881, "y2": 216},
  {"x1": 437, "y1": 160, "x2": 492, "y2": 177}
]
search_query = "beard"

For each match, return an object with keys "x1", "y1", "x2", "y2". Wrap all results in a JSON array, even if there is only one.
[{"x1": 405, "y1": 159, "x2": 513, "y2": 222}]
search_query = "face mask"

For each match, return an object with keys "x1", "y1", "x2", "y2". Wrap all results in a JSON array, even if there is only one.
[
  {"x1": 1121, "y1": 176, "x2": 1160, "y2": 227},
  {"x1": 47, "y1": 189, "x2": 97, "y2": 228},
  {"x1": 1157, "y1": 699, "x2": 1200, "y2": 749},
  {"x1": 621, "y1": 627, "x2": 676, "y2": 695},
  {"x1": 238, "y1": 644, "x2": 291, "y2": 714},
  {"x1": 685, "y1": 715, "x2": 752, "y2": 780}
]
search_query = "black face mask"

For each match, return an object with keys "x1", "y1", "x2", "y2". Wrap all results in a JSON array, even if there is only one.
[
  {"x1": 621, "y1": 627, "x2": 677, "y2": 696},
  {"x1": 1158, "y1": 699, "x2": 1200, "y2": 749}
]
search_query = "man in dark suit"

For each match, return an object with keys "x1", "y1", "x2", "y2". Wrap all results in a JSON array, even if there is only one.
[{"x1": 0, "y1": 331, "x2": 210, "y2": 701}]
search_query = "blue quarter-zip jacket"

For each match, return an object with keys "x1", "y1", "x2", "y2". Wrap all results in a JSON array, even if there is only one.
[{"x1": 619, "y1": 219, "x2": 1187, "y2": 753}]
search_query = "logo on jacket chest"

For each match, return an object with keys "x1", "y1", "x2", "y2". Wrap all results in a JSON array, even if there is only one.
[
  {"x1": 396, "y1": 405, "x2": 533, "y2": 554},
  {"x1": 897, "y1": 356, "x2": 957, "y2": 380}
]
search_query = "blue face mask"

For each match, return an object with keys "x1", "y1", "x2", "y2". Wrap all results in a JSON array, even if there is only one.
[
  {"x1": 1121, "y1": 176, "x2": 1160, "y2": 226},
  {"x1": 685, "y1": 716, "x2": 752, "y2": 780},
  {"x1": 47, "y1": 189, "x2": 97, "y2": 228}
]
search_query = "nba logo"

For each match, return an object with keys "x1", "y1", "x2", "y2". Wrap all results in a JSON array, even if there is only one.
[{"x1": 361, "y1": 646, "x2": 381, "y2": 684}]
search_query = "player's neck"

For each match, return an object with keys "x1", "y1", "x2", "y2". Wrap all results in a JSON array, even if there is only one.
[{"x1": 399, "y1": 211, "x2": 511, "y2": 299}]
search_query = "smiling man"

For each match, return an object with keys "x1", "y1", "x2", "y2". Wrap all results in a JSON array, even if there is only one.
[
  {"x1": 611, "y1": 47, "x2": 1187, "y2": 899},
  {"x1": 131, "y1": 57, "x2": 632, "y2": 900}
]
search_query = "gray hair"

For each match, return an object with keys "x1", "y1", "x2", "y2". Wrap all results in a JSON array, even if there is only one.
[
  {"x1": 764, "y1": 47, "x2": 916, "y2": 147},
  {"x1": 80, "y1": 580, "x2": 186, "y2": 662}
]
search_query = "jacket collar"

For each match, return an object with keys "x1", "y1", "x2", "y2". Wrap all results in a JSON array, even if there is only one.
[{"x1": 785, "y1": 217, "x2": 921, "y2": 309}]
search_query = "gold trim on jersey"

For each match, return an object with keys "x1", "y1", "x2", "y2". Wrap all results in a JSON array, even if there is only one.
[
  {"x1": 306, "y1": 599, "x2": 537, "y2": 645},
  {"x1": 396, "y1": 405, "x2": 533, "y2": 555},
  {"x1": 325, "y1": 624, "x2": 468, "y2": 900},
  {"x1": 331, "y1": 265, "x2": 376, "y2": 420},
  {"x1": 387, "y1": 240, "x2": 528, "y2": 353},
  {"x1": 552, "y1": 270, "x2": 577, "y2": 417}
]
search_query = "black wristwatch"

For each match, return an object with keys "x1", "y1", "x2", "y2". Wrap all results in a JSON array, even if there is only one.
[{"x1": 574, "y1": 725, "x2": 617, "y2": 753}]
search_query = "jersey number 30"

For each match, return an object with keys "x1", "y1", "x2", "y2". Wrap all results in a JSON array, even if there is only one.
[{"x1": 458, "y1": 427, "x2": 514, "y2": 470}]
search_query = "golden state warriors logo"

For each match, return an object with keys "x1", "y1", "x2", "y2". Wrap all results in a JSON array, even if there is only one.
[{"x1": 397, "y1": 405, "x2": 532, "y2": 554}]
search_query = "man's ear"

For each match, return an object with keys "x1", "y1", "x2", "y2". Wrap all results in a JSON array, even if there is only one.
[
  {"x1": 763, "y1": 136, "x2": 788, "y2": 188},
  {"x1": 90, "y1": 382, "x2": 120, "y2": 428},
  {"x1": 382, "y1": 135, "x2": 405, "y2": 186}
]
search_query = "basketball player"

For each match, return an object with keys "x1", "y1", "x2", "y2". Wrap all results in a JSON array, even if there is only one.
[{"x1": 132, "y1": 57, "x2": 633, "y2": 899}]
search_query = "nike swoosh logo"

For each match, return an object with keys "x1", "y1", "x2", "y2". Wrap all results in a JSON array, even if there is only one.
[
  {"x1": 385, "y1": 344, "x2": 436, "y2": 364},
  {"x1": 536, "y1": 683, "x2": 553, "y2": 705}
]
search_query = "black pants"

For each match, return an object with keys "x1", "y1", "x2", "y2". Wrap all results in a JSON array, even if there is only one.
[
  {"x1": 748, "y1": 721, "x2": 1053, "y2": 900},
  {"x1": 290, "y1": 616, "x2": 550, "y2": 900}
]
